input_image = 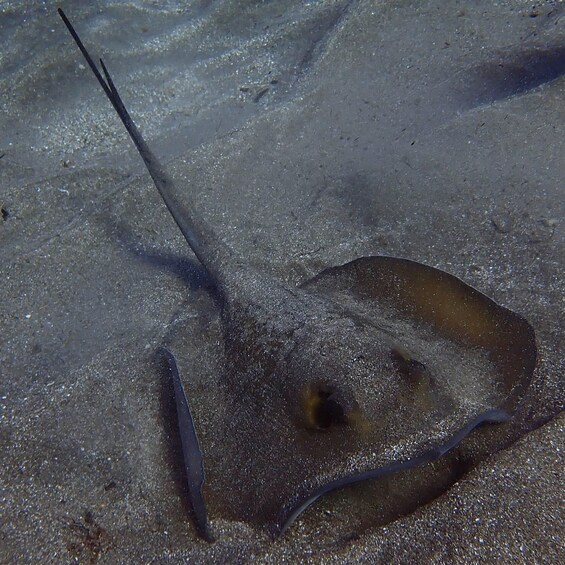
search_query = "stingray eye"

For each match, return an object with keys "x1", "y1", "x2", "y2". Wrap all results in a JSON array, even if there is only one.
[{"x1": 302, "y1": 383, "x2": 348, "y2": 430}]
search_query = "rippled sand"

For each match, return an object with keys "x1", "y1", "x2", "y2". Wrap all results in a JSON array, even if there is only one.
[{"x1": 1, "y1": 1, "x2": 563, "y2": 562}]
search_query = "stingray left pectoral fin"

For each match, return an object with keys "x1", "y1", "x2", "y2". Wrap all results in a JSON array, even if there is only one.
[
  {"x1": 276, "y1": 407, "x2": 511, "y2": 536},
  {"x1": 159, "y1": 347, "x2": 214, "y2": 542}
]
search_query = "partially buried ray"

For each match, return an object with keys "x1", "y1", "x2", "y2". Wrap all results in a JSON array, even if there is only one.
[{"x1": 59, "y1": 9, "x2": 537, "y2": 539}]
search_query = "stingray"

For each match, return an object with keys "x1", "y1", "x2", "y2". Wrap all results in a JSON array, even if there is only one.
[{"x1": 59, "y1": 9, "x2": 537, "y2": 540}]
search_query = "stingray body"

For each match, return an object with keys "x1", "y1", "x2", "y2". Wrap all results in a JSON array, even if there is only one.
[{"x1": 59, "y1": 10, "x2": 537, "y2": 540}]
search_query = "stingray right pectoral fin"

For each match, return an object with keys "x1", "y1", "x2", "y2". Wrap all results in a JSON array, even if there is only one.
[{"x1": 302, "y1": 256, "x2": 538, "y2": 412}]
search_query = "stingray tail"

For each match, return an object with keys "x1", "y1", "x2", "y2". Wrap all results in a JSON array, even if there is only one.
[{"x1": 58, "y1": 8, "x2": 231, "y2": 283}]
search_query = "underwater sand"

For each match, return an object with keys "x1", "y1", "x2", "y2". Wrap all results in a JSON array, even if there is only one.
[{"x1": 1, "y1": 0, "x2": 563, "y2": 562}]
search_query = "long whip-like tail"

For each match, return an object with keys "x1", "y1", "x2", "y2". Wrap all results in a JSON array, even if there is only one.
[{"x1": 58, "y1": 8, "x2": 232, "y2": 284}]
